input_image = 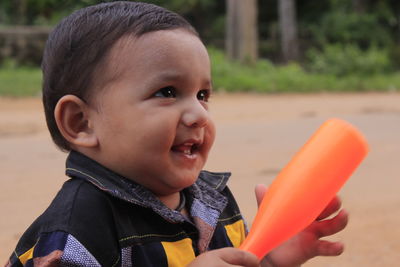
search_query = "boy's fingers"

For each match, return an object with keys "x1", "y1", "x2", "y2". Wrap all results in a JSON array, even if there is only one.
[
  {"x1": 315, "y1": 210, "x2": 349, "y2": 237},
  {"x1": 317, "y1": 196, "x2": 341, "y2": 220},
  {"x1": 219, "y1": 248, "x2": 260, "y2": 267},
  {"x1": 315, "y1": 240, "x2": 344, "y2": 256}
]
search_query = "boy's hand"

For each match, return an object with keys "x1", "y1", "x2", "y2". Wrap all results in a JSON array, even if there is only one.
[
  {"x1": 188, "y1": 247, "x2": 260, "y2": 267},
  {"x1": 255, "y1": 184, "x2": 349, "y2": 267}
]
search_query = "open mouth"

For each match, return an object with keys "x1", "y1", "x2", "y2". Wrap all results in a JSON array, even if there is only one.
[{"x1": 171, "y1": 143, "x2": 200, "y2": 157}]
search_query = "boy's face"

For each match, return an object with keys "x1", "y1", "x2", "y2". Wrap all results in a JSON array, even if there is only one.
[{"x1": 88, "y1": 29, "x2": 215, "y2": 197}]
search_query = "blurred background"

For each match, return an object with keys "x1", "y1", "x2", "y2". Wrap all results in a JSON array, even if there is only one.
[
  {"x1": 1, "y1": 0, "x2": 400, "y2": 95},
  {"x1": 1, "y1": 0, "x2": 400, "y2": 266}
]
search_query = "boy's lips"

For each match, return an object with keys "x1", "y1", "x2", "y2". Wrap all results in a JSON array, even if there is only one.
[{"x1": 171, "y1": 139, "x2": 202, "y2": 158}]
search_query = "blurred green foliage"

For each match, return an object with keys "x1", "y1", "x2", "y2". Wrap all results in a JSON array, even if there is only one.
[
  {"x1": 0, "y1": 60, "x2": 42, "y2": 96},
  {"x1": 209, "y1": 48, "x2": 400, "y2": 93},
  {"x1": 308, "y1": 12, "x2": 392, "y2": 48},
  {"x1": 0, "y1": 0, "x2": 225, "y2": 44},
  {"x1": 306, "y1": 44, "x2": 392, "y2": 76}
]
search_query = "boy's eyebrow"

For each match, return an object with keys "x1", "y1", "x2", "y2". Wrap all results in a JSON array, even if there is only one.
[
  {"x1": 155, "y1": 71, "x2": 182, "y2": 82},
  {"x1": 153, "y1": 71, "x2": 212, "y2": 87}
]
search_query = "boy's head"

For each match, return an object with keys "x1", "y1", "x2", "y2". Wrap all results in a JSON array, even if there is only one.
[
  {"x1": 43, "y1": 1, "x2": 198, "y2": 151},
  {"x1": 43, "y1": 1, "x2": 215, "y2": 196}
]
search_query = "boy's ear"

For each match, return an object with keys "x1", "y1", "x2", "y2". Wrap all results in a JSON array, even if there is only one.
[{"x1": 54, "y1": 95, "x2": 98, "y2": 148}]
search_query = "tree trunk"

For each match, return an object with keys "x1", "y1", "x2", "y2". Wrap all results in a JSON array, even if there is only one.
[
  {"x1": 278, "y1": 0, "x2": 299, "y2": 63},
  {"x1": 226, "y1": 0, "x2": 258, "y2": 64}
]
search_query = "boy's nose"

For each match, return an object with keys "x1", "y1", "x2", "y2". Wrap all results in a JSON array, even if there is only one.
[{"x1": 181, "y1": 100, "x2": 210, "y2": 128}]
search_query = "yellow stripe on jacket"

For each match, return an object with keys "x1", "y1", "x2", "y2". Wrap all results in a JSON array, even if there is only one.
[
  {"x1": 224, "y1": 219, "x2": 246, "y2": 248},
  {"x1": 18, "y1": 246, "x2": 34, "y2": 265},
  {"x1": 161, "y1": 238, "x2": 196, "y2": 267}
]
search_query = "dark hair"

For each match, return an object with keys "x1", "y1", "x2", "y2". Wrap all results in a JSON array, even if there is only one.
[{"x1": 42, "y1": 1, "x2": 198, "y2": 151}]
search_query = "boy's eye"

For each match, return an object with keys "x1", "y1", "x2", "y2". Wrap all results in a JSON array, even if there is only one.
[
  {"x1": 154, "y1": 86, "x2": 176, "y2": 98},
  {"x1": 197, "y1": 89, "x2": 210, "y2": 102}
]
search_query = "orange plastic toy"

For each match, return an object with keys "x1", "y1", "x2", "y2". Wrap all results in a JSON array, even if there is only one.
[{"x1": 239, "y1": 118, "x2": 369, "y2": 259}]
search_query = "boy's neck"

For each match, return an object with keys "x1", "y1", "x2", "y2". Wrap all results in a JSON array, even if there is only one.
[{"x1": 157, "y1": 191, "x2": 181, "y2": 210}]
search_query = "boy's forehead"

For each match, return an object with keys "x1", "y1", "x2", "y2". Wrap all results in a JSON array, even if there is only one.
[
  {"x1": 90, "y1": 29, "x2": 211, "y2": 95},
  {"x1": 103, "y1": 29, "x2": 210, "y2": 78},
  {"x1": 113, "y1": 29, "x2": 206, "y2": 61}
]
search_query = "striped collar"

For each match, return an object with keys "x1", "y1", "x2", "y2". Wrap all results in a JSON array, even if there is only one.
[{"x1": 65, "y1": 150, "x2": 230, "y2": 223}]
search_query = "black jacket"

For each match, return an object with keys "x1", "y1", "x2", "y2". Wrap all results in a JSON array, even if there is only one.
[{"x1": 7, "y1": 151, "x2": 247, "y2": 266}]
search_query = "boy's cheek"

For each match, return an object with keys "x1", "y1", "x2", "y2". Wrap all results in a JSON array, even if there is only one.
[{"x1": 204, "y1": 122, "x2": 216, "y2": 152}]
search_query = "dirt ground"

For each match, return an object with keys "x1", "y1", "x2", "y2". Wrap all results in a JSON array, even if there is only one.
[{"x1": 1, "y1": 93, "x2": 399, "y2": 266}]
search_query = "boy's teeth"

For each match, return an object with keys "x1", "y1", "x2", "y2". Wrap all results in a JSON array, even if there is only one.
[{"x1": 173, "y1": 144, "x2": 194, "y2": 155}]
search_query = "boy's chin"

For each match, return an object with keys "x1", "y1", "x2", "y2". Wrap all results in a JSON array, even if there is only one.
[{"x1": 158, "y1": 175, "x2": 199, "y2": 195}]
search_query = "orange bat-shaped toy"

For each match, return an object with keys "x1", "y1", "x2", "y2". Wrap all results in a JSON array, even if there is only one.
[{"x1": 240, "y1": 118, "x2": 369, "y2": 259}]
